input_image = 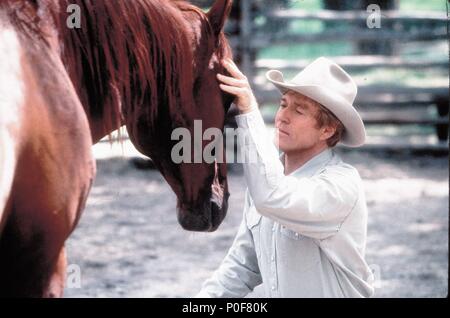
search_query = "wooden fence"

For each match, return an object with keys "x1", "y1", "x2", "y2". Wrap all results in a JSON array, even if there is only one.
[{"x1": 193, "y1": 0, "x2": 449, "y2": 153}]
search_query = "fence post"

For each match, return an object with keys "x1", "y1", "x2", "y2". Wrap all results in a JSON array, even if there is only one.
[
  {"x1": 436, "y1": 97, "x2": 449, "y2": 141},
  {"x1": 239, "y1": 0, "x2": 253, "y2": 80}
]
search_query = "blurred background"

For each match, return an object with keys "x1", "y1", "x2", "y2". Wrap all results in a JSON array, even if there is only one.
[
  {"x1": 65, "y1": 0, "x2": 448, "y2": 298},
  {"x1": 202, "y1": 0, "x2": 448, "y2": 153}
]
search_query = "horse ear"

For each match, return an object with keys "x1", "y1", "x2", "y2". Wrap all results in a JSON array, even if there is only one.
[{"x1": 207, "y1": 0, "x2": 233, "y2": 38}]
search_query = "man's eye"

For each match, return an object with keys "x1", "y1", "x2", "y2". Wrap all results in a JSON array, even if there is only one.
[
  {"x1": 280, "y1": 104, "x2": 287, "y2": 108},
  {"x1": 296, "y1": 109, "x2": 303, "y2": 114}
]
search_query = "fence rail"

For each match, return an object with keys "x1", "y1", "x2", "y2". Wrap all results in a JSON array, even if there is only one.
[
  {"x1": 265, "y1": 9, "x2": 447, "y2": 23},
  {"x1": 255, "y1": 85, "x2": 448, "y2": 105},
  {"x1": 229, "y1": 30, "x2": 447, "y2": 48},
  {"x1": 256, "y1": 56, "x2": 448, "y2": 71}
]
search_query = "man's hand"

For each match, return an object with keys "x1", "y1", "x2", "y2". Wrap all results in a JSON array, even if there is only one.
[{"x1": 217, "y1": 58, "x2": 258, "y2": 114}]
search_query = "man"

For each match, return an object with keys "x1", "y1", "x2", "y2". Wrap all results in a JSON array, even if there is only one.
[{"x1": 197, "y1": 57, "x2": 374, "y2": 297}]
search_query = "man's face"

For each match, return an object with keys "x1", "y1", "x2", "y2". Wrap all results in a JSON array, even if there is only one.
[{"x1": 274, "y1": 91, "x2": 327, "y2": 153}]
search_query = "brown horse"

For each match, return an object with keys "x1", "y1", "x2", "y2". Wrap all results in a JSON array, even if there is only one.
[{"x1": 0, "y1": 0, "x2": 233, "y2": 297}]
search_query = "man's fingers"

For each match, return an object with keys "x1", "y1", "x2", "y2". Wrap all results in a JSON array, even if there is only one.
[
  {"x1": 219, "y1": 84, "x2": 243, "y2": 95},
  {"x1": 217, "y1": 74, "x2": 247, "y2": 87},
  {"x1": 223, "y1": 59, "x2": 246, "y2": 80}
]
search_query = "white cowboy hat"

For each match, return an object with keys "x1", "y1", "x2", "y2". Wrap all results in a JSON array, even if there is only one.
[{"x1": 266, "y1": 57, "x2": 366, "y2": 147}]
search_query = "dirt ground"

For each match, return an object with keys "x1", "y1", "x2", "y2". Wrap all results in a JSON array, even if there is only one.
[{"x1": 64, "y1": 147, "x2": 448, "y2": 298}]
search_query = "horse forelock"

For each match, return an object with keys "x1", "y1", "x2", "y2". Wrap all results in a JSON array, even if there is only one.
[{"x1": 174, "y1": 1, "x2": 232, "y2": 74}]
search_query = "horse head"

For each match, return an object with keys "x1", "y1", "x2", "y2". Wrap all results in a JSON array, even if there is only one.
[
  {"x1": 125, "y1": 0, "x2": 235, "y2": 232},
  {"x1": 166, "y1": 0, "x2": 235, "y2": 232},
  {"x1": 57, "y1": 0, "x2": 235, "y2": 232}
]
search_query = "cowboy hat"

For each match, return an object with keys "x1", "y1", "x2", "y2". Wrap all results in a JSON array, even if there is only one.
[{"x1": 266, "y1": 57, "x2": 366, "y2": 147}]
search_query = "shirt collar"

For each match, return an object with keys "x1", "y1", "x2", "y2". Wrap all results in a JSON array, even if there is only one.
[{"x1": 281, "y1": 148, "x2": 334, "y2": 178}]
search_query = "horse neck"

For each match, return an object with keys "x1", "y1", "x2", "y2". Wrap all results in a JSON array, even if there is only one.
[{"x1": 56, "y1": 0, "x2": 196, "y2": 144}]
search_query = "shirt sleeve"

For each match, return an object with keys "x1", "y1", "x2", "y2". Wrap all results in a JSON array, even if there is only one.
[
  {"x1": 235, "y1": 109, "x2": 359, "y2": 240},
  {"x1": 196, "y1": 198, "x2": 262, "y2": 298}
]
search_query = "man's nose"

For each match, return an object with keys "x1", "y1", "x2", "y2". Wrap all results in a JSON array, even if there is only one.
[{"x1": 277, "y1": 107, "x2": 290, "y2": 124}]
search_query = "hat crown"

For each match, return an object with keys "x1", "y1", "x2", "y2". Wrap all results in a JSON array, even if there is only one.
[{"x1": 291, "y1": 57, "x2": 357, "y2": 104}]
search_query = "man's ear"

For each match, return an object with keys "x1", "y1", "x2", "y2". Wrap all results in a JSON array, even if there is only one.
[
  {"x1": 320, "y1": 125, "x2": 337, "y2": 141},
  {"x1": 207, "y1": 0, "x2": 233, "y2": 38}
]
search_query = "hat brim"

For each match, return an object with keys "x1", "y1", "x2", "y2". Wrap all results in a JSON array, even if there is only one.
[{"x1": 266, "y1": 70, "x2": 366, "y2": 148}]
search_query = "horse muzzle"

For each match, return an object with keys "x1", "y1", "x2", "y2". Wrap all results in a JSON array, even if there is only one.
[
  {"x1": 177, "y1": 161, "x2": 229, "y2": 232},
  {"x1": 177, "y1": 195, "x2": 228, "y2": 232}
]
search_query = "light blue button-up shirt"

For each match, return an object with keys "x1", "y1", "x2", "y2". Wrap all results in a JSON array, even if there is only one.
[{"x1": 197, "y1": 109, "x2": 374, "y2": 298}]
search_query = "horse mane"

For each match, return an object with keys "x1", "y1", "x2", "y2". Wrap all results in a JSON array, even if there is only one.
[
  {"x1": 1, "y1": 0, "x2": 232, "y2": 135},
  {"x1": 57, "y1": 0, "x2": 198, "y2": 134},
  {"x1": 58, "y1": 0, "x2": 232, "y2": 134}
]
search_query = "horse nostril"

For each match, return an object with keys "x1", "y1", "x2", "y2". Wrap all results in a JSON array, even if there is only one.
[
  {"x1": 177, "y1": 197, "x2": 227, "y2": 232},
  {"x1": 177, "y1": 207, "x2": 211, "y2": 232}
]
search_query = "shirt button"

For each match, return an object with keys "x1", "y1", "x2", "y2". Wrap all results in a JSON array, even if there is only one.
[
  {"x1": 295, "y1": 233, "x2": 299, "y2": 238},
  {"x1": 272, "y1": 227, "x2": 275, "y2": 232},
  {"x1": 271, "y1": 286, "x2": 276, "y2": 291},
  {"x1": 271, "y1": 256, "x2": 275, "y2": 262}
]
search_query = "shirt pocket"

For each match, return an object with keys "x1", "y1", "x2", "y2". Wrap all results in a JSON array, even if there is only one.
[{"x1": 279, "y1": 225, "x2": 321, "y2": 273}]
